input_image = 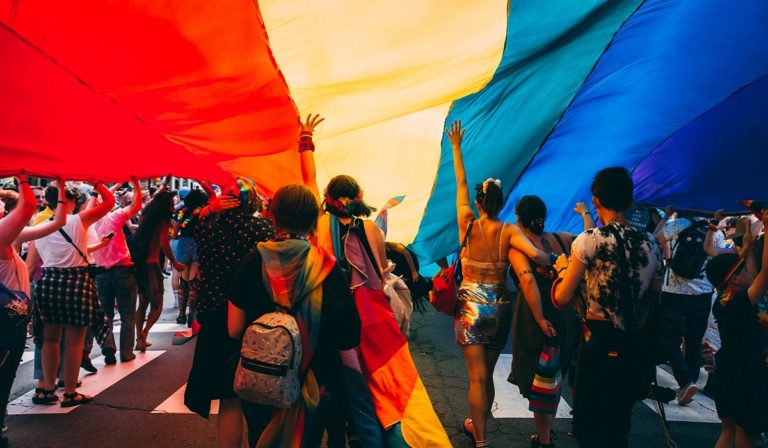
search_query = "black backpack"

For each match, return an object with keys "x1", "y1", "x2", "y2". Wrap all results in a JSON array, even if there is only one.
[{"x1": 669, "y1": 220, "x2": 709, "y2": 279}]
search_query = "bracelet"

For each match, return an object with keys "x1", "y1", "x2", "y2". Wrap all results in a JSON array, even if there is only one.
[
  {"x1": 582, "y1": 212, "x2": 591, "y2": 216},
  {"x1": 708, "y1": 225, "x2": 719, "y2": 232}
]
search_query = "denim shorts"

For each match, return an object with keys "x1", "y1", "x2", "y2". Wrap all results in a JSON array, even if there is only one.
[{"x1": 171, "y1": 237, "x2": 198, "y2": 265}]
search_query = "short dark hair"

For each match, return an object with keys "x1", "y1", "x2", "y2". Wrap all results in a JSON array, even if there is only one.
[
  {"x1": 474, "y1": 181, "x2": 504, "y2": 219},
  {"x1": 591, "y1": 167, "x2": 633, "y2": 212},
  {"x1": 323, "y1": 175, "x2": 376, "y2": 218},
  {"x1": 44, "y1": 185, "x2": 59, "y2": 208},
  {"x1": 272, "y1": 184, "x2": 319, "y2": 234},
  {"x1": 515, "y1": 195, "x2": 547, "y2": 235},
  {"x1": 705, "y1": 253, "x2": 743, "y2": 289}
]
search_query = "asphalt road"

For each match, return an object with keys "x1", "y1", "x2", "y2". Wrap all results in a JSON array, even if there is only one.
[{"x1": 5, "y1": 281, "x2": 721, "y2": 447}]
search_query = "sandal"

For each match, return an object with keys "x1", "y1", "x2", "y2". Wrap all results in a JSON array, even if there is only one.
[
  {"x1": 530, "y1": 435, "x2": 555, "y2": 448},
  {"x1": 56, "y1": 379, "x2": 82, "y2": 389},
  {"x1": 463, "y1": 418, "x2": 476, "y2": 442},
  {"x1": 31, "y1": 388, "x2": 58, "y2": 405},
  {"x1": 61, "y1": 391, "x2": 92, "y2": 408}
]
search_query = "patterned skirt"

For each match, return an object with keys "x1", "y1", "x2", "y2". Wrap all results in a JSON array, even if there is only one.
[
  {"x1": 33, "y1": 267, "x2": 110, "y2": 346},
  {"x1": 454, "y1": 281, "x2": 512, "y2": 350}
]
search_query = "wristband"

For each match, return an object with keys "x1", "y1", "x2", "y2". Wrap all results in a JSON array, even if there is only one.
[
  {"x1": 299, "y1": 137, "x2": 316, "y2": 153},
  {"x1": 708, "y1": 225, "x2": 719, "y2": 232},
  {"x1": 299, "y1": 131, "x2": 313, "y2": 139},
  {"x1": 582, "y1": 211, "x2": 591, "y2": 216}
]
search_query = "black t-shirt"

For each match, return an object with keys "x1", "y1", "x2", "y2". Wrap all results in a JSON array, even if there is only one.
[{"x1": 228, "y1": 250, "x2": 361, "y2": 380}]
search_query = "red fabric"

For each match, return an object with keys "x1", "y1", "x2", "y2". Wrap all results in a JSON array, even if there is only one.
[
  {"x1": 0, "y1": 1, "x2": 300, "y2": 189},
  {"x1": 355, "y1": 286, "x2": 406, "y2": 374}
]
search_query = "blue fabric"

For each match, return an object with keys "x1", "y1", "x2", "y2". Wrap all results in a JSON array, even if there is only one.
[
  {"x1": 633, "y1": 73, "x2": 768, "y2": 211},
  {"x1": 504, "y1": 0, "x2": 768, "y2": 233},
  {"x1": 410, "y1": 0, "x2": 643, "y2": 263}
]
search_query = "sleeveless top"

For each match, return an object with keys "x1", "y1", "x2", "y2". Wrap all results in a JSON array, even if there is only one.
[
  {"x1": 0, "y1": 250, "x2": 30, "y2": 297},
  {"x1": 461, "y1": 221, "x2": 509, "y2": 285}
]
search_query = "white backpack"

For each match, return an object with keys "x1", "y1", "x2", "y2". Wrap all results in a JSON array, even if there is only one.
[{"x1": 233, "y1": 310, "x2": 303, "y2": 408}]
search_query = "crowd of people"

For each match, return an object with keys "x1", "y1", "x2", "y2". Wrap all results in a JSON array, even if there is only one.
[{"x1": 0, "y1": 116, "x2": 766, "y2": 448}]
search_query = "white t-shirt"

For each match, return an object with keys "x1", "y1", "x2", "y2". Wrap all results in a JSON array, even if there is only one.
[
  {"x1": 662, "y1": 218, "x2": 724, "y2": 295},
  {"x1": 36, "y1": 214, "x2": 89, "y2": 268}
]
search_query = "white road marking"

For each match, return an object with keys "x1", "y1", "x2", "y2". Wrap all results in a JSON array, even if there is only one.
[
  {"x1": 8, "y1": 350, "x2": 164, "y2": 415},
  {"x1": 152, "y1": 383, "x2": 219, "y2": 414},
  {"x1": 643, "y1": 367, "x2": 719, "y2": 423}
]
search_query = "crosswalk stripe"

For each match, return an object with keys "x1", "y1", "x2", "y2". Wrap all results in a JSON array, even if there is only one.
[
  {"x1": 492, "y1": 354, "x2": 573, "y2": 419},
  {"x1": 642, "y1": 367, "x2": 719, "y2": 423},
  {"x1": 18, "y1": 323, "x2": 187, "y2": 367},
  {"x1": 113, "y1": 322, "x2": 189, "y2": 333},
  {"x1": 8, "y1": 350, "x2": 165, "y2": 415},
  {"x1": 152, "y1": 383, "x2": 219, "y2": 414}
]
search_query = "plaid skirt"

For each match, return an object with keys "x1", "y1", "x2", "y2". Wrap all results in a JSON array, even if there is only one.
[{"x1": 33, "y1": 267, "x2": 111, "y2": 347}]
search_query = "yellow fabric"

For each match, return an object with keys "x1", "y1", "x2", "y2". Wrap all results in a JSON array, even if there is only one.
[
  {"x1": 400, "y1": 377, "x2": 453, "y2": 447},
  {"x1": 260, "y1": 0, "x2": 508, "y2": 244},
  {"x1": 32, "y1": 207, "x2": 54, "y2": 226}
]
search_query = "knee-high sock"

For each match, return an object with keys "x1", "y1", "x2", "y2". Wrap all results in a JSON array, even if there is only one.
[
  {"x1": 178, "y1": 279, "x2": 189, "y2": 317},
  {"x1": 187, "y1": 279, "x2": 200, "y2": 322}
]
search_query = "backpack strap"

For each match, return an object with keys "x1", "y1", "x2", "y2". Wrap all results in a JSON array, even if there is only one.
[
  {"x1": 552, "y1": 232, "x2": 568, "y2": 256},
  {"x1": 57, "y1": 227, "x2": 90, "y2": 266}
]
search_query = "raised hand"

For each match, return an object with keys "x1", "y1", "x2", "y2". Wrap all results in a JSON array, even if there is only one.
[
  {"x1": 446, "y1": 120, "x2": 465, "y2": 147},
  {"x1": 16, "y1": 170, "x2": 28, "y2": 184},
  {"x1": 301, "y1": 114, "x2": 325, "y2": 135},
  {"x1": 574, "y1": 202, "x2": 590, "y2": 215}
]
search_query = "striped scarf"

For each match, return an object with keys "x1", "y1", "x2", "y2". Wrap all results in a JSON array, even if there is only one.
[{"x1": 254, "y1": 239, "x2": 335, "y2": 448}]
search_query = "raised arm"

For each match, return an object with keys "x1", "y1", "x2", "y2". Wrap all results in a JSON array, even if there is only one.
[
  {"x1": 198, "y1": 180, "x2": 217, "y2": 199},
  {"x1": 747, "y1": 211, "x2": 768, "y2": 303},
  {"x1": 447, "y1": 120, "x2": 475, "y2": 234},
  {"x1": 18, "y1": 179, "x2": 67, "y2": 242},
  {"x1": 80, "y1": 182, "x2": 115, "y2": 228},
  {"x1": 0, "y1": 174, "x2": 37, "y2": 249},
  {"x1": 125, "y1": 178, "x2": 144, "y2": 219},
  {"x1": 704, "y1": 209, "x2": 735, "y2": 257},
  {"x1": 298, "y1": 114, "x2": 325, "y2": 206},
  {"x1": 574, "y1": 202, "x2": 596, "y2": 231},
  {"x1": 509, "y1": 248, "x2": 556, "y2": 337},
  {"x1": 152, "y1": 174, "x2": 172, "y2": 198}
]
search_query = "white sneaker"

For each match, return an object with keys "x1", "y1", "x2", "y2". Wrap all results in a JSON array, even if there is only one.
[{"x1": 676, "y1": 383, "x2": 698, "y2": 406}]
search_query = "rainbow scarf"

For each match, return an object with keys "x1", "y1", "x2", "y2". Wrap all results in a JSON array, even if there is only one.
[{"x1": 254, "y1": 239, "x2": 335, "y2": 448}]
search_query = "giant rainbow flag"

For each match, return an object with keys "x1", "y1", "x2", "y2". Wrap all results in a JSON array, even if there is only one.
[{"x1": 1, "y1": 0, "x2": 767, "y2": 264}]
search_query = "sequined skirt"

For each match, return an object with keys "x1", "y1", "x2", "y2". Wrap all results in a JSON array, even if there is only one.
[{"x1": 454, "y1": 281, "x2": 512, "y2": 349}]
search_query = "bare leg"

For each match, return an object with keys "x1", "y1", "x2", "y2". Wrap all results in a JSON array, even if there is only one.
[
  {"x1": 135, "y1": 292, "x2": 149, "y2": 350},
  {"x1": 62, "y1": 326, "x2": 88, "y2": 395},
  {"x1": 484, "y1": 348, "x2": 501, "y2": 417},
  {"x1": 734, "y1": 424, "x2": 753, "y2": 448},
  {"x1": 140, "y1": 267, "x2": 164, "y2": 346},
  {"x1": 534, "y1": 413, "x2": 555, "y2": 445},
  {"x1": 218, "y1": 397, "x2": 244, "y2": 448},
  {"x1": 462, "y1": 344, "x2": 490, "y2": 444},
  {"x1": 41, "y1": 324, "x2": 63, "y2": 391},
  {"x1": 715, "y1": 419, "x2": 735, "y2": 448}
]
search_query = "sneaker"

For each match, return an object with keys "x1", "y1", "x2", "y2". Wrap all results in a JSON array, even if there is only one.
[
  {"x1": 676, "y1": 383, "x2": 698, "y2": 406},
  {"x1": 1, "y1": 425, "x2": 6, "y2": 433},
  {"x1": 104, "y1": 354, "x2": 117, "y2": 365},
  {"x1": 80, "y1": 357, "x2": 98, "y2": 373}
]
